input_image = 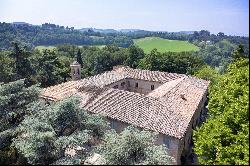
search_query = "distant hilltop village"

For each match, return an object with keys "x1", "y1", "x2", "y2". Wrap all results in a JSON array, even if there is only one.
[{"x1": 40, "y1": 62, "x2": 209, "y2": 164}]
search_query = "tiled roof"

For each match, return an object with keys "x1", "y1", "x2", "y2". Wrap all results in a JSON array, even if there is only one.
[
  {"x1": 40, "y1": 66, "x2": 209, "y2": 139},
  {"x1": 78, "y1": 71, "x2": 127, "y2": 88},
  {"x1": 147, "y1": 77, "x2": 185, "y2": 98},
  {"x1": 77, "y1": 87, "x2": 189, "y2": 139},
  {"x1": 40, "y1": 81, "x2": 80, "y2": 101},
  {"x1": 156, "y1": 76, "x2": 209, "y2": 119},
  {"x1": 40, "y1": 70, "x2": 127, "y2": 101},
  {"x1": 115, "y1": 66, "x2": 184, "y2": 83}
]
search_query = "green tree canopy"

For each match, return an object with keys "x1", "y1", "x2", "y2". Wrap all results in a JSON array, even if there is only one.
[
  {"x1": 0, "y1": 79, "x2": 40, "y2": 132},
  {"x1": 12, "y1": 97, "x2": 109, "y2": 165},
  {"x1": 232, "y1": 44, "x2": 248, "y2": 61},
  {"x1": 124, "y1": 45, "x2": 145, "y2": 68},
  {"x1": 193, "y1": 59, "x2": 249, "y2": 165},
  {"x1": 0, "y1": 79, "x2": 40, "y2": 164},
  {"x1": 193, "y1": 65, "x2": 220, "y2": 86},
  {"x1": 95, "y1": 126, "x2": 175, "y2": 165},
  {"x1": 138, "y1": 48, "x2": 160, "y2": 71},
  {"x1": 34, "y1": 49, "x2": 68, "y2": 87}
]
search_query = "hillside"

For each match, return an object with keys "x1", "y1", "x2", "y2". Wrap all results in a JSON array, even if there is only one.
[
  {"x1": 0, "y1": 22, "x2": 133, "y2": 49},
  {"x1": 134, "y1": 37, "x2": 199, "y2": 53}
]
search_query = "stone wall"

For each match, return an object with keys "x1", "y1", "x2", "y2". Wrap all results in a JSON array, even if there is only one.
[
  {"x1": 106, "y1": 118, "x2": 181, "y2": 164},
  {"x1": 104, "y1": 89, "x2": 209, "y2": 165},
  {"x1": 155, "y1": 133, "x2": 181, "y2": 165},
  {"x1": 177, "y1": 89, "x2": 209, "y2": 163},
  {"x1": 91, "y1": 79, "x2": 208, "y2": 165},
  {"x1": 107, "y1": 118, "x2": 129, "y2": 133},
  {"x1": 126, "y1": 78, "x2": 162, "y2": 95},
  {"x1": 107, "y1": 78, "x2": 163, "y2": 95},
  {"x1": 107, "y1": 79, "x2": 128, "y2": 91}
]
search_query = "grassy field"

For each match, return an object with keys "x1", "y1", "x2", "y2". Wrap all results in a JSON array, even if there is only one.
[
  {"x1": 36, "y1": 45, "x2": 106, "y2": 51},
  {"x1": 79, "y1": 45, "x2": 106, "y2": 49},
  {"x1": 133, "y1": 37, "x2": 199, "y2": 53},
  {"x1": 35, "y1": 45, "x2": 57, "y2": 51}
]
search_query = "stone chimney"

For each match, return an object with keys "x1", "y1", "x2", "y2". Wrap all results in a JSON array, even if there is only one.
[{"x1": 70, "y1": 61, "x2": 81, "y2": 80}]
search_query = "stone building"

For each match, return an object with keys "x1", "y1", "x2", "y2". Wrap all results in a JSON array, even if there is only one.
[{"x1": 40, "y1": 64, "x2": 209, "y2": 164}]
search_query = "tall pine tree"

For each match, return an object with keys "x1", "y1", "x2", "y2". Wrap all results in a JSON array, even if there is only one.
[{"x1": 76, "y1": 49, "x2": 83, "y2": 67}]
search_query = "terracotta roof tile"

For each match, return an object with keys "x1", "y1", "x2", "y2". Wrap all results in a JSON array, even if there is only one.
[{"x1": 40, "y1": 66, "x2": 209, "y2": 139}]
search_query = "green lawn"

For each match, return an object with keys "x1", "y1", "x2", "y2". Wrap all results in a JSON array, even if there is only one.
[
  {"x1": 35, "y1": 45, "x2": 57, "y2": 51},
  {"x1": 133, "y1": 37, "x2": 199, "y2": 53}
]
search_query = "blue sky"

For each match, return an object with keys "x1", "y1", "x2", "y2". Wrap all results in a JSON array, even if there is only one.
[{"x1": 0, "y1": 0, "x2": 249, "y2": 36}]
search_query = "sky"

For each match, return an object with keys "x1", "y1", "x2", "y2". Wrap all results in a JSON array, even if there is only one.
[{"x1": 0, "y1": 0, "x2": 249, "y2": 36}]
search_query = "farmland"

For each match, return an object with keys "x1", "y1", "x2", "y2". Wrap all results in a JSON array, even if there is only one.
[
  {"x1": 133, "y1": 37, "x2": 199, "y2": 53},
  {"x1": 35, "y1": 45, "x2": 57, "y2": 51}
]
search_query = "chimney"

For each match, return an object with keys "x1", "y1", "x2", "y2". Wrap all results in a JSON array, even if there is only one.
[{"x1": 180, "y1": 93, "x2": 186, "y2": 100}]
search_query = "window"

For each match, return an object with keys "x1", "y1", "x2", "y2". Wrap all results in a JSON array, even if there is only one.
[
  {"x1": 128, "y1": 81, "x2": 130, "y2": 87},
  {"x1": 121, "y1": 82, "x2": 125, "y2": 87},
  {"x1": 135, "y1": 82, "x2": 138, "y2": 88},
  {"x1": 163, "y1": 136, "x2": 170, "y2": 148},
  {"x1": 113, "y1": 85, "x2": 118, "y2": 89},
  {"x1": 110, "y1": 120, "x2": 117, "y2": 129},
  {"x1": 151, "y1": 85, "x2": 155, "y2": 90},
  {"x1": 77, "y1": 68, "x2": 80, "y2": 75}
]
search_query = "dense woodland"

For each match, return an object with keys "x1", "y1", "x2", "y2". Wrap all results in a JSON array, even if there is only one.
[
  {"x1": 0, "y1": 22, "x2": 249, "y2": 165},
  {"x1": 0, "y1": 22, "x2": 133, "y2": 49}
]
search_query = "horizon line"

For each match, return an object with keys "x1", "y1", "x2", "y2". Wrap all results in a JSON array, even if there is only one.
[{"x1": 3, "y1": 21, "x2": 249, "y2": 37}]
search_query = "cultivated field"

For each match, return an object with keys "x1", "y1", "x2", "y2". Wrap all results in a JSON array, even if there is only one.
[
  {"x1": 35, "y1": 45, "x2": 106, "y2": 51},
  {"x1": 133, "y1": 37, "x2": 199, "y2": 53},
  {"x1": 35, "y1": 45, "x2": 57, "y2": 51}
]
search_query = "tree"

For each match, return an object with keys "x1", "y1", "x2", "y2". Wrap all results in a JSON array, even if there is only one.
[
  {"x1": 0, "y1": 79, "x2": 40, "y2": 132},
  {"x1": 193, "y1": 65, "x2": 219, "y2": 86},
  {"x1": 10, "y1": 42, "x2": 35, "y2": 85},
  {"x1": 95, "y1": 126, "x2": 175, "y2": 165},
  {"x1": 92, "y1": 50, "x2": 113, "y2": 75},
  {"x1": 12, "y1": 97, "x2": 109, "y2": 165},
  {"x1": 138, "y1": 49, "x2": 160, "y2": 71},
  {"x1": 124, "y1": 45, "x2": 145, "y2": 68},
  {"x1": 0, "y1": 79, "x2": 40, "y2": 164},
  {"x1": 217, "y1": 32, "x2": 225, "y2": 38},
  {"x1": 0, "y1": 50, "x2": 15, "y2": 83},
  {"x1": 232, "y1": 44, "x2": 248, "y2": 61},
  {"x1": 34, "y1": 50, "x2": 66, "y2": 87},
  {"x1": 193, "y1": 59, "x2": 249, "y2": 165},
  {"x1": 76, "y1": 49, "x2": 83, "y2": 67}
]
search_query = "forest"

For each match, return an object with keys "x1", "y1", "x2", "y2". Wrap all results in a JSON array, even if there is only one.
[{"x1": 0, "y1": 22, "x2": 249, "y2": 165}]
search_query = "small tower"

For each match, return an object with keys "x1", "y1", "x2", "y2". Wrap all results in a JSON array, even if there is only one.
[{"x1": 70, "y1": 61, "x2": 81, "y2": 80}]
